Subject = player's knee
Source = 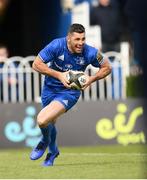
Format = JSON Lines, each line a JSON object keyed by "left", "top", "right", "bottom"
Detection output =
{"left": 37, "top": 115, "right": 48, "bottom": 128}
{"left": 37, "top": 120, "right": 47, "bottom": 128}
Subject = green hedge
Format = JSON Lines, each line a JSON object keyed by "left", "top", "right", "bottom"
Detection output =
{"left": 126, "top": 75, "right": 144, "bottom": 97}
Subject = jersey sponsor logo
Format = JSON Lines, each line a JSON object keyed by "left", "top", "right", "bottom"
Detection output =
{"left": 54, "top": 61, "right": 63, "bottom": 71}
{"left": 62, "top": 100, "right": 68, "bottom": 106}
{"left": 54, "top": 62, "right": 72, "bottom": 71}
{"left": 76, "top": 57, "right": 85, "bottom": 65}
{"left": 97, "top": 52, "right": 103, "bottom": 62}
{"left": 58, "top": 54, "right": 64, "bottom": 61}
{"left": 65, "top": 64, "right": 73, "bottom": 69}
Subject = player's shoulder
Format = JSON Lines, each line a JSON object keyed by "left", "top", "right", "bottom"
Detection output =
{"left": 83, "top": 43, "right": 98, "bottom": 57}
{"left": 46, "top": 37, "right": 66, "bottom": 50}
{"left": 53, "top": 37, "right": 66, "bottom": 45}
{"left": 52, "top": 37, "right": 66, "bottom": 44}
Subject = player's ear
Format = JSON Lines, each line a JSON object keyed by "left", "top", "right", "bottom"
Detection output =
{"left": 67, "top": 34, "right": 70, "bottom": 42}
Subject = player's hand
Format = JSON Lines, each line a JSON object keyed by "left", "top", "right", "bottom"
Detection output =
{"left": 81, "top": 75, "right": 91, "bottom": 90}
{"left": 58, "top": 71, "right": 71, "bottom": 88}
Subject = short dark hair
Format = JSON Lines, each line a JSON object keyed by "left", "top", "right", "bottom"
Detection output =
{"left": 68, "top": 23, "right": 85, "bottom": 34}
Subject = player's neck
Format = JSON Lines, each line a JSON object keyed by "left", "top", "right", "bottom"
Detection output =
{"left": 67, "top": 42, "right": 74, "bottom": 54}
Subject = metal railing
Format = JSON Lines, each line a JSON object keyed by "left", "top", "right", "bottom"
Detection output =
{"left": 0, "top": 44, "right": 129, "bottom": 103}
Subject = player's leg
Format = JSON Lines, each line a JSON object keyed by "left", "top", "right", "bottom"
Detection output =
{"left": 43, "top": 91, "right": 81, "bottom": 166}
{"left": 43, "top": 123, "right": 59, "bottom": 167}
{"left": 48, "top": 122, "right": 57, "bottom": 154}
{"left": 37, "top": 100, "right": 65, "bottom": 166}
{"left": 30, "top": 100, "right": 66, "bottom": 161}
{"left": 37, "top": 100, "right": 66, "bottom": 128}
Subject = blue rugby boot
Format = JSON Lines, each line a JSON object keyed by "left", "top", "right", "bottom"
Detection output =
{"left": 42, "top": 150, "right": 60, "bottom": 166}
{"left": 30, "top": 141, "right": 48, "bottom": 160}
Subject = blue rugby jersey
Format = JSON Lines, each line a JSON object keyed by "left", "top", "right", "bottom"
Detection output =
{"left": 38, "top": 37, "right": 104, "bottom": 88}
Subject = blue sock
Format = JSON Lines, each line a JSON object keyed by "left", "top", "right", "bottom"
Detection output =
{"left": 40, "top": 127, "right": 49, "bottom": 144}
{"left": 48, "top": 124, "right": 58, "bottom": 154}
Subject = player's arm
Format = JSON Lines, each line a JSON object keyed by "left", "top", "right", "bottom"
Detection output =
{"left": 89, "top": 57, "right": 112, "bottom": 83}
{"left": 32, "top": 56, "right": 71, "bottom": 88}
{"left": 83, "top": 57, "right": 111, "bottom": 90}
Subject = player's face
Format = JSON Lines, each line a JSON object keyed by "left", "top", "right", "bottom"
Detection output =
{"left": 67, "top": 32, "right": 85, "bottom": 54}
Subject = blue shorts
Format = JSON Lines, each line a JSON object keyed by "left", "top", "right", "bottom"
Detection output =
{"left": 41, "top": 85, "right": 81, "bottom": 111}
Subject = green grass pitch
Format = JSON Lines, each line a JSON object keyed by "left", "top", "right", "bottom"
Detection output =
{"left": 0, "top": 145, "right": 147, "bottom": 179}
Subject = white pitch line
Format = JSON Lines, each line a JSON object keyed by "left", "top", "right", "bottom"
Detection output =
{"left": 61, "top": 153, "right": 147, "bottom": 156}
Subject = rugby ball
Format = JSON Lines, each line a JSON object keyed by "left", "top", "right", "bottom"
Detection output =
{"left": 66, "top": 70, "right": 87, "bottom": 90}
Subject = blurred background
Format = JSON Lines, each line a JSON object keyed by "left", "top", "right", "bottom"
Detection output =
{"left": 0, "top": 0, "right": 147, "bottom": 150}
{"left": 1, "top": 0, "right": 147, "bottom": 178}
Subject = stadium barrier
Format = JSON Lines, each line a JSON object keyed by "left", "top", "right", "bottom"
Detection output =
{"left": 0, "top": 100, "right": 146, "bottom": 148}
{"left": 0, "top": 44, "right": 129, "bottom": 104}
